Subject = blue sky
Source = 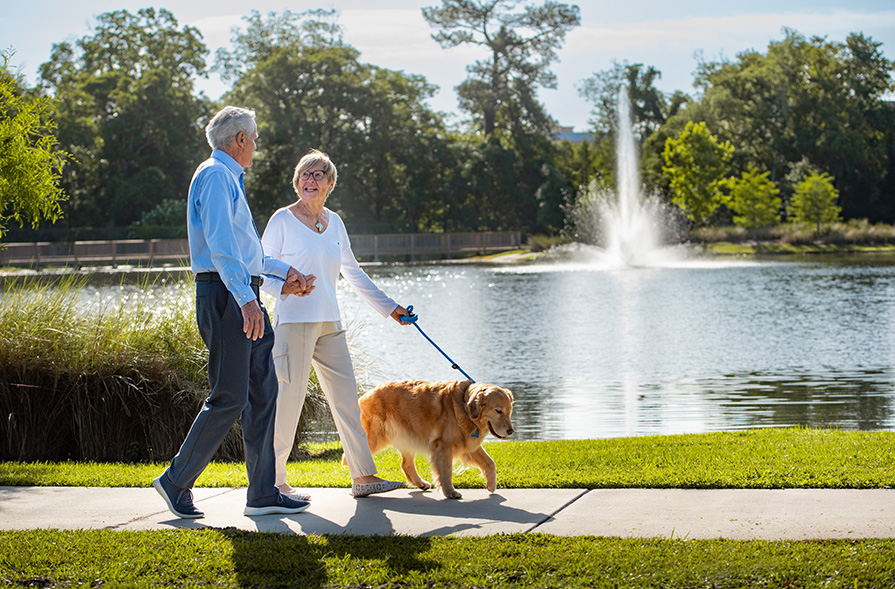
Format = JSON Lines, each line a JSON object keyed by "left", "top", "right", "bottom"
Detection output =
{"left": 3, "top": 1, "right": 893, "bottom": 130}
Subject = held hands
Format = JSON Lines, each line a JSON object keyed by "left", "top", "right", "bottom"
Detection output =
{"left": 282, "top": 267, "right": 316, "bottom": 297}
{"left": 241, "top": 268, "right": 315, "bottom": 340}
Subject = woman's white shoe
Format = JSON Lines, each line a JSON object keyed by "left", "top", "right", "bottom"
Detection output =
{"left": 350, "top": 480, "right": 406, "bottom": 497}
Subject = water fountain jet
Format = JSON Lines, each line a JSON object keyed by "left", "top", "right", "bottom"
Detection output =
{"left": 566, "top": 86, "right": 679, "bottom": 268}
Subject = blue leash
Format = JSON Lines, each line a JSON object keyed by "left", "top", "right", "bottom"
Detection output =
{"left": 399, "top": 305, "right": 475, "bottom": 382}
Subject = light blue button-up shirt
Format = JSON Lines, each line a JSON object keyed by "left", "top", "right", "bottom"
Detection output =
{"left": 187, "top": 149, "right": 290, "bottom": 307}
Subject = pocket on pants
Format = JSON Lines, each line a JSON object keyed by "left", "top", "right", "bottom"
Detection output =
{"left": 272, "top": 341, "right": 290, "bottom": 383}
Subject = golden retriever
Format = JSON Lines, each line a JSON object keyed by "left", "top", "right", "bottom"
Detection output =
{"left": 350, "top": 379, "right": 514, "bottom": 499}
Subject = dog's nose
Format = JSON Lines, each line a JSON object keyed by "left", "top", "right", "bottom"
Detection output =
{"left": 506, "top": 428, "right": 514, "bottom": 436}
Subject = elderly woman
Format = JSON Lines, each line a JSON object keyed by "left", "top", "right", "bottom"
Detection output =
{"left": 260, "top": 149, "right": 410, "bottom": 498}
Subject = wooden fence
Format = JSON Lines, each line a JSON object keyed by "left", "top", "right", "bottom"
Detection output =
{"left": 0, "top": 231, "right": 523, "bottom": 269}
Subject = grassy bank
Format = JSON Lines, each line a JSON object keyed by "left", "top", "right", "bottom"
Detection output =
{"left": 704, "top": 241, "right": 895, "bottom": 256}
{"left": 691, "top": 220, "right": 895, "bottom": 257}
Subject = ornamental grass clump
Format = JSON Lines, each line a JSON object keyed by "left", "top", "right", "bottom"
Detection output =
{"left": 0, "top": 274, "right": 333, "bottom": 463}
{"left": 0, "top": 275, "right": 212, "bottom": 462}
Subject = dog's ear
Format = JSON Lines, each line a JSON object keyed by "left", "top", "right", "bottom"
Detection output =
{"left": 465, "top": 384, "right": 481, "bottom": 419}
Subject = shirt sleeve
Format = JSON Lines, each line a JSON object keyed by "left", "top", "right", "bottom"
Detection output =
{"left": 260, "top": 211, "right": 288, "bottom": 298}
{"left": 338, "top": 223, "right": 398, "bottom": 318}
{"left": 197, "top": 169, "right": 255, "bottom": 306}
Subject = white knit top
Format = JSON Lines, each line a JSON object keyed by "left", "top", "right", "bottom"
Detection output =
{"left": 260, "top": 206, "right": 397, "bottom": 325}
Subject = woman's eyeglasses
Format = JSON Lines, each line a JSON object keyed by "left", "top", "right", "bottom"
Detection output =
{"left": 300, "top": 169, "right": 327, "bottom": 181}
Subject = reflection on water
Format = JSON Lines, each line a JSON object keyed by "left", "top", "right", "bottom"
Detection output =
{"left": 337, "top": 255, "right": 895, "bottom": 440}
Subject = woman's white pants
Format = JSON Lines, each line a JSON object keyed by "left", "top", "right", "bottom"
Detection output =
{"left": 271, "top": 321, "right": 376, "bottom": 485}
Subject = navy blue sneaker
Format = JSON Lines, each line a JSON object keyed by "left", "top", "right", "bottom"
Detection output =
{"left": 153, "top": 474, "right": 204, "bottom": 519}
{"left": 244, "top": 491, "right": 310, "bottom": 516}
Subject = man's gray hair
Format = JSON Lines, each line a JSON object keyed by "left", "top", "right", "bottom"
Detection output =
{"left": 205, "top": 106, "right": 256, "bottom": 150}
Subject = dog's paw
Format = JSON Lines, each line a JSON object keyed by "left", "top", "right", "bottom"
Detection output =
{"left": 417, "top": 480, "right": 432, "bottom": 491}
{"left": 443, "top": 489, "right": 462, "bottom": 499}
{"left": 486, "top": 481, "right": 496, "bottom": 493}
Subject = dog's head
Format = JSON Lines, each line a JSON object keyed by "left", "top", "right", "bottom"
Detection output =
{"left": 465, "top": 382, "right": 514, "bottom": 439}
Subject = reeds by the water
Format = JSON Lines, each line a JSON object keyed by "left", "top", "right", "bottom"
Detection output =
{"left": 0, "top": 275, "right": 327, "bottom": 463}
{"left": 693, "top": 219, "right": 895, "bottom": 245}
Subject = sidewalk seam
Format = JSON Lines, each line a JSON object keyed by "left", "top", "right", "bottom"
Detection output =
{"left": 103, "top": 487, "right": 241, "bottom": 531}
{"left": 524, "top": 489, "right": 589, "bottom": 534}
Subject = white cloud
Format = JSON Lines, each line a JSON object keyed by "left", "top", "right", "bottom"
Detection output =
{"left": 567, "top": 9, "right": 895, "bottom": 55}
{"left": 186, "top": 14, "right": 244, "bottom": 47}
{"left": 340, "top": 8, "right": 483, "bottom": 70}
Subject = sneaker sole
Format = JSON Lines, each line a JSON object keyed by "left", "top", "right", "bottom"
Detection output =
{"left": 152, "top": 477, "right": 204, "bottom": 519}
{"left": 244, "top": 503, "right": 310, "bottom": 516}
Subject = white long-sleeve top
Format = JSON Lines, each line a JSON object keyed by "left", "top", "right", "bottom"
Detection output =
{"left": 260, "top": 206, "right": 398, "bottom": 325}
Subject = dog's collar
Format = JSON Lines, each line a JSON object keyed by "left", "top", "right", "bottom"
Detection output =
{"left": 471, "top": 429, "right": 480, "bottom": 438}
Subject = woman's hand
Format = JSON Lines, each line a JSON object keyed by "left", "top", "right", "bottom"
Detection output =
{"left": 390, "top": 305, "right": 414, "bottom": 325}
{"left": 282, "top": 267, "right": 316, "bottom": 297}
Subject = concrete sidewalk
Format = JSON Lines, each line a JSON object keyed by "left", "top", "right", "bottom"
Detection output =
{"left": 1, "top": 486, "right": 894, "bottom": 540}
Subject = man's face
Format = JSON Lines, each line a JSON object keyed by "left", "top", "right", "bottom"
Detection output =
{"left": 230, "top": 124, "right": 258, "bottom": 169}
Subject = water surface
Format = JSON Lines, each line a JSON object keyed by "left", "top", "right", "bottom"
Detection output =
{"left": 336, "top": 254, "right": 895, "bottom": 440}
{"left": 10, "top": 254, "right": 893, "bottom": 441}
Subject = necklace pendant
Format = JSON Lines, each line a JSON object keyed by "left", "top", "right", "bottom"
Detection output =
{"left": 315, "top": 220, "right": 324, "bottom": 233}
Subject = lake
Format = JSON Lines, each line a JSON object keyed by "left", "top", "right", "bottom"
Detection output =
{"left": 10, "top": 251, "right": 895, "bottom": 442}
{"left": 334, "top": 252, "right": 895, "bottom": 440}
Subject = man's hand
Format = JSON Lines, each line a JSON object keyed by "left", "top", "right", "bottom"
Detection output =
{"left": 282, "top": 267, "right": 316, "bottom": 297}
{"left": 241, "top": 299, "right": 265, "bottom": 340}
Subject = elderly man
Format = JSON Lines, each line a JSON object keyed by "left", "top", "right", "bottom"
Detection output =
{"left": 153, "top": 106, "right": 315, "bottom": 518}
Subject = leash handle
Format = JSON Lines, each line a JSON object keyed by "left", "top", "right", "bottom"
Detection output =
{"left": 399, "top": 304, "right": 418, "bottom": 324}
{"left": 400, "top": 304, "right": 475, "bottom": 382}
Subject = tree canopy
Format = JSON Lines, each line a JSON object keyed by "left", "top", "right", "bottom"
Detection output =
{"left": 4, "top": 11, "right": 893, "bottom": 241}
{"left": 217, "top": 10, "right": 455, "bottom": 232}
{"left": 423, "top": 0, "right": 580, "bottom": 137}
{"left": 38, "top": 8, "right": 210, "bottom": 229}
{"left": 685, "top": 29, "right": 894, "bottom": 220}
{"left": 578, "top": 60, "right": 683, "bottom": 138}
{"left": 789, "top": 171, "right": 842, "bottom": 238}
{"left": 727, "top": 166, "right": 782, "bottom": 239}
{"left": 662, "top": 121, "right": 734, "bottom": 226}
{"left": 0, "top": 51, "right": 68, "bottom": 239}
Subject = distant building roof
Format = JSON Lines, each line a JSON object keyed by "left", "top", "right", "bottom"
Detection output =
{"left": 551, "top": 126, "right": 595, "bottom": 144}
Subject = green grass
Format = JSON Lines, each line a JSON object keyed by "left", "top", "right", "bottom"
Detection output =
{"left": 705, "top": 241, "right": 895, "bottom": 256}
{"left": 2, "top": 529, "right": 893, "bottom": 588}
{"left": 2, "top": 429, "right": 894, "bottom": 587}
{"left": 3, "top": 428, "right": 894, "bottom": 489}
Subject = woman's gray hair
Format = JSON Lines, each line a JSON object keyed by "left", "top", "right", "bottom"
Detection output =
{"left": 293, "top": 149, "right": 338, "bottom": 195}
{"left": 205, "top": 106, "right": 256, "bottom": 150}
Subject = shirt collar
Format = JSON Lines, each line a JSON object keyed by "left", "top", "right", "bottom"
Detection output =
{"left": 211, "top": 149, "right": 244, "bottom": 177}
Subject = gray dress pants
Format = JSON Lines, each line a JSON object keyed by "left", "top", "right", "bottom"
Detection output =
{"left": 164, "top": 279, "right": 278, "bottom": 503}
